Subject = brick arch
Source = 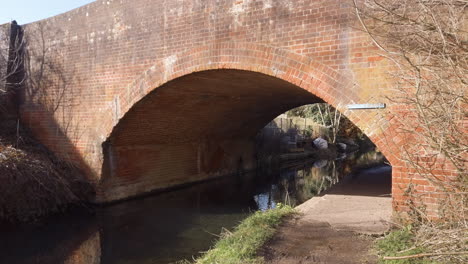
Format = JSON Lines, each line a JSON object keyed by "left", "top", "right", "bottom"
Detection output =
{"left": 99, "top": 43, "right": 351, "bottom": 135}
{"left": 92, "top": 42, "right": 396, "bottom": 202}
{"left": 97, "top": 42, "right": 392, "bottom": 156}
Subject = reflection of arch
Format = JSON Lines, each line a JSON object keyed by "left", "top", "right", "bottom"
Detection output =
{"left": 92, "top": 43, "right": 393, "bottom": 202}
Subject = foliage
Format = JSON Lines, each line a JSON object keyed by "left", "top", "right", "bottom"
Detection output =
{"left": 355, "top": 0, "right": 467, "bottom": 263}
{"left": 190, "top": 205, "right": 295, "bottom": 264}
{"left": 287, "top": 104, "right": 334, "bottom": 127}
{"left": 0, "top": 22, "right": 92, "bottom": 222}
{"left": 355, "top": 0, "right": 467, "bottom": 190}
{"left": 376, "top": 226, "right": 432, "bottom": 264}
{"left": 287, "top": 103, "right": 367, "bottom": 142}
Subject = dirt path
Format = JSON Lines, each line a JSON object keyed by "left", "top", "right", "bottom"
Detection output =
{"left": 259, "top": 216, "right": 378, "bottom": 264}
{"left": 260, "top": 165, "right": 393, "bottom": 264}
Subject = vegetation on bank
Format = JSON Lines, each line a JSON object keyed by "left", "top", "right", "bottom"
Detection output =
{"left": 181, "top": 205, "right": 295, "bottom": 264}
{"left": 376, "top": 224, "right": 467, "bottom": 264}
{"left": 1, "top": 22, "right": 92, "bottom": 222}
{"left": 286, "top": 103, "right": 370, "bottom": 145}
{"left": 376, "top": 226, "right": 433, "bottom": 264}
{"left": 355, "top": 0, "right": 467, "bottom": 263}
{"left": 0, "top": 120, "right": 93, "bottom": 222}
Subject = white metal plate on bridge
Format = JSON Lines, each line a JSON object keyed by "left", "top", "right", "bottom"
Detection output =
{"left": 347, "top": 103, "right": 386, "bottom": 110}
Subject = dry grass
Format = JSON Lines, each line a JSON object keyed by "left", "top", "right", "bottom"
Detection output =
{"left": 0, "top": 120, "right": 93, "bottom": 222}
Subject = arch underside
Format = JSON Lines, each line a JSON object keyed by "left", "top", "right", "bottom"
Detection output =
{"left": 99, "top": 70, "right": 323, "bottom": 202}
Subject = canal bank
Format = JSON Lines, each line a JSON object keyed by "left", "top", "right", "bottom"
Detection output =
{"left": 191, "top": 165, "right": 392, "bottom": 264}
{"left": 0, "top": 150, "right": 390, "bottom": 264}
{"left": 259, "top": 165, "right": 392, "bottom": 264}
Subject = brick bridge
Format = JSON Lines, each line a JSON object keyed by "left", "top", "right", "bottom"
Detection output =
{"left": 1, "top": 0, "right": 454, "bottom": 216}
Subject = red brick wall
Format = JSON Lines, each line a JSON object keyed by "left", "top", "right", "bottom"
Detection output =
{"left": 16, "top": 0, "right": 455, "bottom": 216}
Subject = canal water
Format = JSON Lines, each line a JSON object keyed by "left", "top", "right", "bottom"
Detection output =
{"left": 0, "top": 150, "right": 390, "bottom": 264}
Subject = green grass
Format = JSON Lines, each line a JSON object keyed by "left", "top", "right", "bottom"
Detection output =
{"left": 376, "top": 226, "right": 434, "bottom": 264}
{"left": 187, "top": 204, "right": 295, "bottom": 264}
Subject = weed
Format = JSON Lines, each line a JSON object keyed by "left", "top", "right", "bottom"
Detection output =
{"left": 376, "top": 226, "right": 433, "bottom": 264}
{"left": 192, "top": 204, "right": 295, "bottom": 264}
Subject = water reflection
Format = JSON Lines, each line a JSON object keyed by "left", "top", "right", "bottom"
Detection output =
{"left": 253, "top": 159, "right": 342, "bottom": 210}
{"left": 0, "top": 209, "right": 99, "bottom": 264}
{"left": 0, "top": 150, "right": 389, "bottom": 264}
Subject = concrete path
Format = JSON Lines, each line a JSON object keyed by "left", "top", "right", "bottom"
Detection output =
{"left": 260, "top": 165, "right": 393, "bottom": 263}
{"left": 297, "top": 165, "right": 393, "bottom": 234}
{"left": 297, "top": 194, "right": 392, "bottom": 234}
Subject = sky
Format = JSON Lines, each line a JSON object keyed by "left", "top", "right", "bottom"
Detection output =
{"left": 0, "top": 0, "right": 96, "bottom": 25}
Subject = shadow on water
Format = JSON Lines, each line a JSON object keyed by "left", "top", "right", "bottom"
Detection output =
{"left": 0, "top": 150, "right": 391, "bottom": 264}
{"left": 0, "top": 209, "right": 99, "bottom": 264}
{"left": 98, "top": 175, "right": 259, "bottom": 264}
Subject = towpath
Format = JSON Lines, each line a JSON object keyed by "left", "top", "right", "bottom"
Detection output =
{"left": 260, "top": 166, "right": 393, "bottom": 264}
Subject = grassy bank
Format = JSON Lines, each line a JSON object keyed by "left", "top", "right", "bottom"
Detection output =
{"left": 185, "top": 205, "right": 295, "bottom": 264}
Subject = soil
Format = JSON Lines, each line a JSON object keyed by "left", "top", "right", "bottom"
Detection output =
{"left": 259, "top": 216, "right": 378, "bottom": 264}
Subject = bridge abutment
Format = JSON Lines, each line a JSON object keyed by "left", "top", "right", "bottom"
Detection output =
{"left": 98, "top": 138, "right": 257, "bottom": 202}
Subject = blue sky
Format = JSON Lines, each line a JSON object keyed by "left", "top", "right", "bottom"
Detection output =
{"left": 0, "top": 0, "right": 96, "bottom": 25}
